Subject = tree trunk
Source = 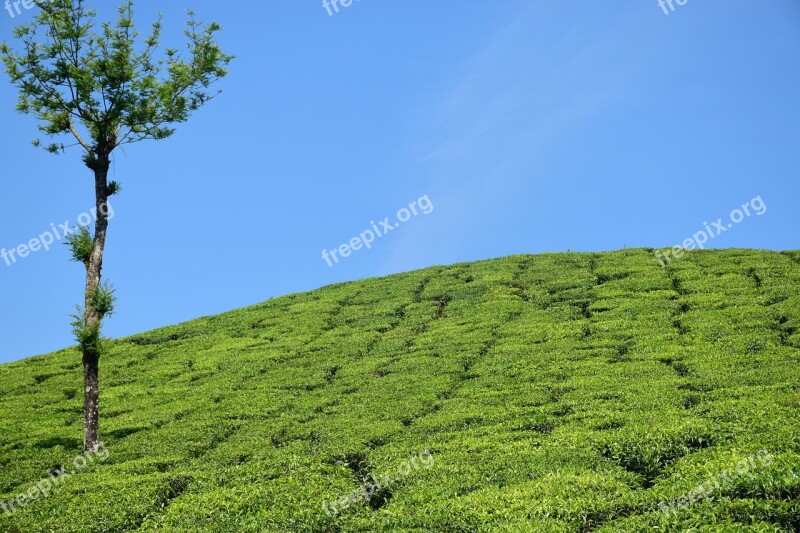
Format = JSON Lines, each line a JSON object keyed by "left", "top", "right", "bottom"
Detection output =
{"left": 82, "top": 155, "right": 110, "bottom": 453}
{"left": 82, "top": 351, "right": 100, "bottom": 452}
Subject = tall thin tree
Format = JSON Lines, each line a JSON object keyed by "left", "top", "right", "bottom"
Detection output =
{"left": 1, "top": 0, "right": 232, "bottom": 452}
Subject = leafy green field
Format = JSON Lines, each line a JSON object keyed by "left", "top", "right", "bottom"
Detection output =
{"left": 1, "top": 249, "right": 799, "bottom": 532}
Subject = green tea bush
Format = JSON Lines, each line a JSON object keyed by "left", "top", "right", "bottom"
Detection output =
{"left": 0, "top": 249, "right": 798, "bottom": 531}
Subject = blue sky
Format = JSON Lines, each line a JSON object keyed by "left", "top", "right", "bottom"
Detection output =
{"left": 0, "top": 0, "right": 798, "bottom": 363}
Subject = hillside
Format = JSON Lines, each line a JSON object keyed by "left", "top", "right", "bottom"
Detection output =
{"left": 1, "top": 249, "right": 799, "bottom": 532}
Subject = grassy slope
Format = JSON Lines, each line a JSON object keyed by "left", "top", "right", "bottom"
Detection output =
{"left": 1, "top": 249, "right": 799, "bottom": 532}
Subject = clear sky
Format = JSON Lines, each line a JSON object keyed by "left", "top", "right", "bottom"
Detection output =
{"left": 0, "top": 0, "right": 798, "bottom": 363}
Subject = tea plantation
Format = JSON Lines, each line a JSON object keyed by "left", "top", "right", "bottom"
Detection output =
{"left": 1, "top": 249, "right": 798, "bottom": 532}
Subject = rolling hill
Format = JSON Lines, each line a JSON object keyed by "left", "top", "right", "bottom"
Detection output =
{"left": 1, "top": 249, "right": 799, "bottom": 532}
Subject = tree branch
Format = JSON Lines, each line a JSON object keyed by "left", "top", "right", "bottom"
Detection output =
{"left": 69, "top": 122, "right": 92, "bottom": 152}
